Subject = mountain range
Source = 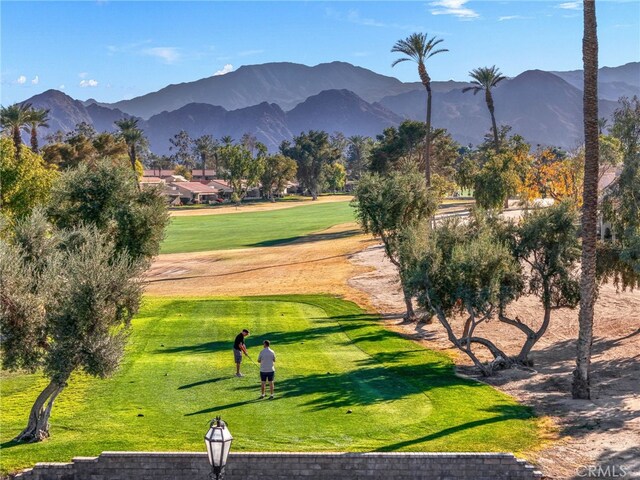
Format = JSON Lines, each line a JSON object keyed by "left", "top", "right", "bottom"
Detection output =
{"left": 18, "top": 61, "right": 639, "bottom": 152}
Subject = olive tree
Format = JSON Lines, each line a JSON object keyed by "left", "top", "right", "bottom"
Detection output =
{"left": 0, "top": 161, "right": 168, "bottom": 442}
{"left": 403, "top": 203, "right": 581, "bottom": 375}
{"left": 352, "top": 166, "right": 439, "bottom": 321}
{"left": 0, "top": 213, "right": 143, "bottom": 442}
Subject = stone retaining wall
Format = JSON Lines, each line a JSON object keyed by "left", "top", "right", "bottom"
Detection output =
{"left": 14, "top": 451, "right": 542, "bottom": 480}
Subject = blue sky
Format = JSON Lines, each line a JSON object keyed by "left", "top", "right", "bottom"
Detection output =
{"left": 1, "top": 1, "right": 639, "bottom": 104}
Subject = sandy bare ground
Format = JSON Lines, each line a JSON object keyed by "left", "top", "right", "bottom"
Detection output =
{"left": 169, "top": 195, "right": 353, "bottom": 217}
{"left": 348, "top": 244, "right": 640, "bottom": 480}
{"left": 147, "top": 222, "right": 376, "bottom": 301}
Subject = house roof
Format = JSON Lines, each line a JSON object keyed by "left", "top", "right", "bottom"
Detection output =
{"left": 172, "top": 182, "right": 219, "bottom": 194}
{"left": 598, "top": 169, "right": 619, "bottom": 193}
{"left": 208, "top": 180, "right": 234, "bottom": 192}
{"left": 140, "top": 177, "right": 164, "bottom": 184}
{"left": 143, "top": 169, "right": 175, "bottom": 177}
{"left": 191, "top": 169, "right": 218, "bottom": 176}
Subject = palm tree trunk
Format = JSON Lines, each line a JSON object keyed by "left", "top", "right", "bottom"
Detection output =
{"left": 130, "top": 145, "right": 140, "bottom": 190}
{"left": 425, "top": 84, "right": 432, "bottom": 187}
{"left": 201, "top": 152, "right": 206, "bottom": 181}
{"left": 13, "top": 126, "right": 22, "bottom": 160}
{"left": 30, "top": 126, "right": 39, "bottom": 153}
{"left": 486, "top": 90, "right": 500, "bottom": 152}
{"left": 573, "top": 0, "right": 599, "bottom": 400}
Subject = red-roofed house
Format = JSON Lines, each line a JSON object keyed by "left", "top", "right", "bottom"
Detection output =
{"left": 173, "top": 182, "right": 220, "bottom": 204}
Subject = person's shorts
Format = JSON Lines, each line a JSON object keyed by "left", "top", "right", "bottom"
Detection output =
{"left": 233, "top": 349, "right": 242, "bottom": 363}
{"left": 260, "top": 371, "right": 275, "bottom": 382}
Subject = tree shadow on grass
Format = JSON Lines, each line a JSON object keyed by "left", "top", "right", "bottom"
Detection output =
{"left": 185, "top": 397, "right": 263, "bottom": 416}
{"left": 0, "top": 439, "right": 23, "bottom": 451}
{"left": 375, "top": 405, "right": 535, "bottom": 451}
{"left": 248, "top": 229, "right": 360, "bottom": 248}
{"left": 158, "top": 312, "right": 388, "bottom": 354}
{"left": 178, "top": 377, "right": 230, "bottom": 390}
{"left": 184, "top": 362, "right": 483, "bottom": 417}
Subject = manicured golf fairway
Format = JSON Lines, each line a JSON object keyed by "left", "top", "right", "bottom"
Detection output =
{"left": 161, "top": 201, "right": 355, "bottom": 254}
{"left": 0, "top": 296, "right": 539, "bottom": 474}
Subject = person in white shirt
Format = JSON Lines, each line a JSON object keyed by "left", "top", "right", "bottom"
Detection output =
{"left": 257, "top": 340, "right": 276, "bottom": 399}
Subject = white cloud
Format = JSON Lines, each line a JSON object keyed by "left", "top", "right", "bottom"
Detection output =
{"left": 557, "top": 2, "right": 581, "bottom": 10}
{"left": 31, "top": 75, "right": 39, "bottom": 85}
{"left": 346, "top": 10, "right": 386, "bottom": 27}
{"left": 59, "top": 84, "right": 65, "bottom": 90}
{"left": 79, "top": 72, "right": 89, "bottom": 79}
{"left": 142, "top": 47, "right": 181, "bottom": 64}
{"left": 80, "top": 79, "right": 99, "bottom": 87}
{"left": 325, "top": 7, "right": 425, "bottom": 31}
{"left": 498, "top": 15, "right": 529, "bottom": 21}
{"left": 214, "top": 64, "right": 234, "bottom": 76}
{"left": 16, "top": 75, "right": 27, "bottom": 84}
{"left": 429, "top": 0, "right": 479, "bottom": 19}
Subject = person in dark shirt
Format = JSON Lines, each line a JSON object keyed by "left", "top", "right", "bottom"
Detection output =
{"left": 233, "top": 329, "right": 250, "bottom": 377}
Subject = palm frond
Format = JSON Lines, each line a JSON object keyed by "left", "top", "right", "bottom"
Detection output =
{"left": 391, "top": 57, "right": 411, "bottom": 67}
{"left": 426, "top": 48, "right": 449, "bottom": 59}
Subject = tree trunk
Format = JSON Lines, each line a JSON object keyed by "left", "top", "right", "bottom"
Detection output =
{"left": 425, "top": 84, "right": 433, "bottom": 188}
{"left": 30, "top": 126, "right": 39, "bottom": 153}
{"left": 486, "top": 90, "right": 500, "bottom": 152}
{"left": 419, "top": 62, "right": 432, "bottom": 187}
{"left": 13, "top": 126, "right": 22, "bottom": 161}
{"left": 573, "top": 0, "right": 599, "bottom": 400}
{"left": 130, "top": 145, "right": 140, "bottom": 191}
{"left": 516, "top": 307, "right": 551, "bottom": 364}
{"left": 201, "top": 153, "right": 206, "bottom": 180}
{"left": 15, "top": 378, "right": 67, "bottom": 443}
{"left": 402, "top": 283, "right": 417, "bottom": 322}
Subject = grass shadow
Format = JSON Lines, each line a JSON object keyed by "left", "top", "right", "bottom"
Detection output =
{"left": 376, "top": 405, "right": 535, "bottom": 451}
{"left": 248, "top": 228, "right": 359, "bottom": 248}
{"left": 178, "top": 377, "right": 229, "bottom": 390}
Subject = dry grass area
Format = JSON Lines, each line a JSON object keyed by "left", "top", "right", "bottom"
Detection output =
{"left": 169, "top": 195, "right": 353, "bottom": 217}
{"left": 147, "top": 222, "right": 376, "bottom": 300}
{"left": 349, "top": 244, "right": 640, "bottom": 480}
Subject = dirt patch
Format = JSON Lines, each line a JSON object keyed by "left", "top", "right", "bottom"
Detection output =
{"left": 169, "top": 195, "right": 353, "bottom": 217}
{"left": 146, "top": 223, "right": 376, "bottom": 302}
{"left": 348, "top": 244, "right": 640, "bottom": 479}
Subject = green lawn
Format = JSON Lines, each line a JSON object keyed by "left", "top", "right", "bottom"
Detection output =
{"left": 161, "top": 201, "right": 355, "bottom": 254}
{"left": 0, "top": 296, "right": 539, "bottom": 474}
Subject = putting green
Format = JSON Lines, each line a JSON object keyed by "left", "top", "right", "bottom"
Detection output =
{"left": 0, "top": 296, "right": 539, "bottom": 474}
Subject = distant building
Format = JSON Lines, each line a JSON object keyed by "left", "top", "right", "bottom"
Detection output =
{"left": 173, "top": 182, "right": 220, "bottom": 204}
{"left": 597, "top": 168, "right": 620, "bottom": 242}
{"left": 191, "top": 169, "right": 217, "bottom": 182}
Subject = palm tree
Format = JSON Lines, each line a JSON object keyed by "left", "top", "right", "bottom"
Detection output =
{"left": 1, "top": 102, "right": 33, "bottom": 160}
{"left": 193, "top": 135, "right": 219, "bottom": 180}
{"left": 27, "top": 108, "right": 50, "bottom": 153}
{"left": 573, "top": 0, "right": 599, "bottom": 400}
{"left": 115, "top": 117, "right": 145, "bottom": 188}
{"left": 463, "top": 66, "right": 506, "bottom": 152}
{"left": 391, "top": 33, "right": 447, "bottom": 187}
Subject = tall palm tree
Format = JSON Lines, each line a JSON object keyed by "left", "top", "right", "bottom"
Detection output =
{"left": 27, "top": 108, "right": 50, "bottom": 153}
{"left": 115, "top": 117, "right": 145, "bottom": 188}
{"left": 1, "top": 102, "right": 33, "bottom": 160}
{"left": 391, "top": 33, "right": 447, "bottom": 187}
{"left": 193, "top": 135, "right": 219, "bottom": 180}
{"left": 463, "top": 66, "right": 506, "bottom": 152}
{"left": 573, "top": 0, "right": 599, "bottom": 400}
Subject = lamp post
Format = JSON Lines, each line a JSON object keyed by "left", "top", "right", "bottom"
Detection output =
{"left": 204, "top": 416, "right": 233, "bottom": 480}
